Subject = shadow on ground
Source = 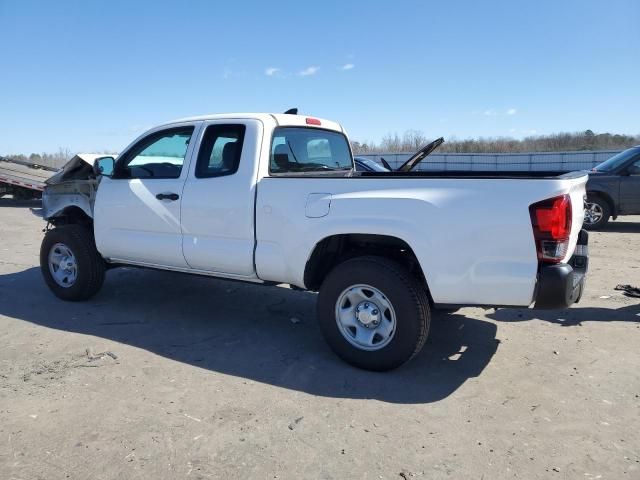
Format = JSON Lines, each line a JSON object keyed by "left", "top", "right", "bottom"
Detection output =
{"left": 488, "top": 302, "right": 640, "bottom": 326}
{"left": 0, "top": 266, "right": 499, "bottom": 404}
{"left": 598, "top": 220, "right": 640, "bottom": 233}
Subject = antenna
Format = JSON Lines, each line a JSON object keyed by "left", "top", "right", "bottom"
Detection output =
{"left": 284, "top": 108, "right": 298, "bottom": 115}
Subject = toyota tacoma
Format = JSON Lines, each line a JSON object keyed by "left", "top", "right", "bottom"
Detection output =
{"left": 40, "top": 112, "right": 589, "bottom": 370}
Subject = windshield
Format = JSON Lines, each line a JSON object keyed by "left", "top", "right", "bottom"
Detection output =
{"left": 270, "top": 127, "right": 353, "bottom": 173}
{"left": 594, "top": 147, "right": 640, "bottom": 172}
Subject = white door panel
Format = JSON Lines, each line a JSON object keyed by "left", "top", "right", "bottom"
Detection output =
{"left": 181, "top": 120, "right": 261, "bottom": 275}
{"left": 94, "top": 122, "right": 201, "bottom": 267}
{"left": 95, "top": 178, "right": 187, "bottom": 266}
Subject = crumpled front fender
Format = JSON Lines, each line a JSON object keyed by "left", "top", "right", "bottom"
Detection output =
{"left": 42, "top": 181, "right": 96, "bottom": 221}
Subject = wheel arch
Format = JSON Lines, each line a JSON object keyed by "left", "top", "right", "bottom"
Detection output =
{"left": 46, "top": 205, "right": 94, "bottom": 228}
{"left": 587, "top": 189, "right": 616, "bottom": 218}
{"left": 303, "top": 233, "right": 432, "bottom": 298}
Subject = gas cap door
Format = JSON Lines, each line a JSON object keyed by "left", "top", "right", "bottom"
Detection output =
{"left": 305, "top": 193, "right": 332, "bottom": 218}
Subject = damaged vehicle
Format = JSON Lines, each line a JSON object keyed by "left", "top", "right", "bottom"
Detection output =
{"left": 42, "top": 153, "right": 113, "bottom": 223}
{"left": 41, "top": 112, "right": 589, "bottom": 371}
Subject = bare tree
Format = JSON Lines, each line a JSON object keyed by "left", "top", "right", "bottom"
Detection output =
{"left": 352, "top": 130, "right": 640, "bottom": 154}
{"left": 402, "top": 130, "right": 427, "bottom": 151}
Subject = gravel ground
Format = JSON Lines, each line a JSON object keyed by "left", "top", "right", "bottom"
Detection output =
{"left": 0, "top": 198, "right": 638, "bottom": 480}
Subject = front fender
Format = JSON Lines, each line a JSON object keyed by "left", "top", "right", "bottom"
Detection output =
{"left": 42, "top": 185, "right": 95, "bottom": 221}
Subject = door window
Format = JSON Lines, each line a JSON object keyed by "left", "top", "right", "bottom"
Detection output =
{"left": 195, "top": 124, "right": 246, "bottom": 178}
{"left": 627, "top": 159, "right": 640, "bottom": 175}
{"left": 116, "top": 127, "right": 194, "bottom": 179}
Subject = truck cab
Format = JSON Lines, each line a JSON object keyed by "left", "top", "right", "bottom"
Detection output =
{"left": 88, "top": 114, "right": 350, "bottom": 278}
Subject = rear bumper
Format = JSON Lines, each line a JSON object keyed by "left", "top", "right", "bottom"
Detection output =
{"left": 533, "top": 230, "right": 589, "bottom": 309}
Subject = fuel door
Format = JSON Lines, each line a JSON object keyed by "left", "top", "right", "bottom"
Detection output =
{"left": 305, "top": 193, "right": 332, "bottom": 218}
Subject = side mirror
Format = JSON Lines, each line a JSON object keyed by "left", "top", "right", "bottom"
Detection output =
{"left": 93, "top": 156, "right": 115, "bottom": 177}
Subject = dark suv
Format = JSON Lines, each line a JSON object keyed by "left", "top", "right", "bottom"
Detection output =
{"left": 584, "top": 146, "right": 640, "bottom": 229}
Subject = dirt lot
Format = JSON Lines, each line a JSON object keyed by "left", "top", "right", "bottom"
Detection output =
{"left": 0, "top": 198, "right": 638, "bottom": 480}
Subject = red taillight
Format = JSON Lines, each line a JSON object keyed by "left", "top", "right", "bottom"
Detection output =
{"left": 305, "top": 117, "right": 321, "bottom": 125}
{"left": 529, "top": 194, "right": 572, "bottom": 263}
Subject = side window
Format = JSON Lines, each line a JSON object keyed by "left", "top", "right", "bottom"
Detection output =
{"left": 116, "top": 127, "right": 194, "bottom": 179}
{"left": 195, "top": 124, "right": 245, "bottom": 178}
{"left": 627, "top": 159, "right": 640, "bottom": 175}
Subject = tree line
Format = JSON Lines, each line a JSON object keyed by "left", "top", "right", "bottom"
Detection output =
{"left": 352, "top": 130, "right": 640, "bottom": 154}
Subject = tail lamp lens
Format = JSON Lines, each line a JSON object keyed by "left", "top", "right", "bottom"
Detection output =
{"left": 529, "top": 195, "right": 572, "bottom": 263}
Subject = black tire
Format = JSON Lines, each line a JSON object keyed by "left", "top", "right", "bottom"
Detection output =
{"left": 40, "top": 225, "right": 105, "bottom": 301}
{"left": 317, "top": 255, "right": 430, "bottom": 371}
{"left": 583, "top": 194, "right": 610, "bottom": 230}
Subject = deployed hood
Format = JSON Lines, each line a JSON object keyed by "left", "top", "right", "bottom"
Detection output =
{"left": 46, "top": 153, "right": 116, "bottom": 185}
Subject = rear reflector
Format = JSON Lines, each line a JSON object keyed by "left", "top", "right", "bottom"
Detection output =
{"left": 529, "top": 194, "right": 572, "bottom": 263}
{"left": 305, "top": 117, "right": 321, "bottom": 125}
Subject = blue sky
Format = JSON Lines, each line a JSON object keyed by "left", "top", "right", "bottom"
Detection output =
{"left": 1, "top": 0, "right": 638, "bottom": 154}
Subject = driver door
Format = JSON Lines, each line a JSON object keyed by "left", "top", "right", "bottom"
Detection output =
{"left": 619, "top": 158, "right": 640, "bottom": 214}
{"left": 94, "top": 122, "right": 201, "bottom": 267}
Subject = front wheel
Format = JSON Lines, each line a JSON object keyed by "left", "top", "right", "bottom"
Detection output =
{"left": 40, "top": 225, "right": 106, "bottom": 301}
{"left": 317, "top": 256, "right": 430, "bottom": 371}
{"left": 583, "top": 195, "right": 610, "bottom": 230}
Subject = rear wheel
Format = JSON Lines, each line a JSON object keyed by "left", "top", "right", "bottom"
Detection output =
{"left": 40, "top": 225, "right": 105, "bottom": 301}
{"left": 317, "top": 256, "right": 430, "bottom": 371}
{"left": 583, "top": 195, "right": 610, "bottom": 230}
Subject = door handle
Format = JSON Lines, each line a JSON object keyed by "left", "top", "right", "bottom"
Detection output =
{"left": 156, "top": 192, "right": 179, "bottom": 201}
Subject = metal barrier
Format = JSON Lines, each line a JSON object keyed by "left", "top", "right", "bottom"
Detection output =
{"left": 356, "top": 150, "right": 622, "bottom": 172}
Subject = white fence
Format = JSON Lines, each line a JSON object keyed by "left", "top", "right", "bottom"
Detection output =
{"left": 356, "top": 150, "right": 622, "bottom": 172}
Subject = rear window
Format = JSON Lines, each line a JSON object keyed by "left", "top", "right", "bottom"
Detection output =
{"left": 270, "top": 127, "right": 353, "bottom": 174}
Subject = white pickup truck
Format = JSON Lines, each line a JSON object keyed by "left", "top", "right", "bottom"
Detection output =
{"left": 40, "top": 112, "right": 589, "bottom": 370}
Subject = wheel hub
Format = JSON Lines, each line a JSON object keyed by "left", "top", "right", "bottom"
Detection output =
{"left": 48, "top": 242, "right": 78, "bottom": 288}
{"left": 335, "top": 284, "right": 397, "bottom": 351}
{"left": 355, "top": 301, "right": 380, "bottom": 328}
{"left": 584, "top": 202, "right": 603, "bottom": 224}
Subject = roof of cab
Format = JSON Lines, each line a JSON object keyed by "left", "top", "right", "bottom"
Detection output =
{"left": 163, "top": 113, "right": 344, "bottom": 133}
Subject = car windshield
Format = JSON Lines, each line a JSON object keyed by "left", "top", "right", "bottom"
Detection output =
{"left": 594, "top": 147, "right": 640, "bottom": 172}
{"left": 270, "top": 127, "right": 353, "bottom": 173}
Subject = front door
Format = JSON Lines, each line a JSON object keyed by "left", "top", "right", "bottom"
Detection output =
{"left": 94, "top": 123, "right": 200, "bottom": 267}
{"left": 619, "top": 158, "right": 640, "bottom": 214}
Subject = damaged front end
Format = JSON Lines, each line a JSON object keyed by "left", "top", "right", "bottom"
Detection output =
{"left": 42, "top": 154, "right": 112, "bottom": 223}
